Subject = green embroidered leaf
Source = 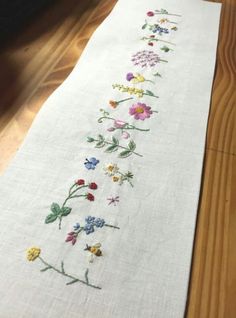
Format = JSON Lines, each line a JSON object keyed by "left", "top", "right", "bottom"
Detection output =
{"left": 45, "top": 213, "right": 58, "bottom": 224}
{"left": 142, "top": 23, "right": 147, "bottom": 29}
{"left": 119, "top": 150, "right": 132, "bottom": 158}
{"left": 146, "top": 90, "right": 154, "bottom": 96}
{"left": 61, "top": 206, "right": 72, "bottom": 217}
{"left": 112, "top": 136, "right": 119, "bottom": 145}
{"left": 98, "top": 134, "right": 105, "bottom": 142}
{"left": 51, "top": 203, "right": 61, "bottom": 215}
{"left": 153, "top": 72, "right": 162, "bottom": 77}
{"left": 95, "top": 140, "right": 105, "bottom": 148}
{"left": 128, "top": 140, "right": 136, "bottom": 151}
{"left": 87, "top": 137, "right": 95, "bottom": 143}
{"left": 105, "top": 145, "right": 119, "bottom": 153}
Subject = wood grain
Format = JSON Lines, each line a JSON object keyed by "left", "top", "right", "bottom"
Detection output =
{"left": 0, "top": 0, "right": 235, "bottom": 317}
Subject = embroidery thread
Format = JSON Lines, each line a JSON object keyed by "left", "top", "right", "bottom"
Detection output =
{"left": 26, "top": 247, "right": 101, "bottom": 289}
{"left": 45, "top": 180, "right": 98, "bottom": 229}
{"left": 65, "top": 217, "right": 120, "bottom": 245}
{"left": 112, "top": 84, "right": 159, "bottom": 99}
{"left": 87, "top": 135, "right": 143, "bottom": 158}
{"left": 104, "top": 163, "right": 134, "bottom": 187}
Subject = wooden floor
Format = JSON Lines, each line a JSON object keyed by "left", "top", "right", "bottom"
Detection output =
{"left": 0, "top": 0, "right": 235, "bottom": 317}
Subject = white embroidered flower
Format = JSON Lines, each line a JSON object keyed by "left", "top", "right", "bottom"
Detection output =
{"left": 104, "top": 163, "right": 119, "bottom": 176}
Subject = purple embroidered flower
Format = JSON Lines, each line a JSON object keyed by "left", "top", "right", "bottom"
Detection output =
{"left": 129, "top": 103, "right": 153, "bottom": 121}
{"left": 126, "top": 72, "right": 135, "bottom": 81}
{"left": 65, "top": 232, "right": 77, "bottom": 245}
{"left": 131, "top": 51, "right": 161, "bottom": 68}
{"left": 84, "top": 223, "right": 95, "bottom": 235}
{"left": 94, "top": 218, "right": 105, "bottom": 228}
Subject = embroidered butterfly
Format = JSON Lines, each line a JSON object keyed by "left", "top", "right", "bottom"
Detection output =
{"left": 84, "top": 157, "right": 100, "bottom": 170}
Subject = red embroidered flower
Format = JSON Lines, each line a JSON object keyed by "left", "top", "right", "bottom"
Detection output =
{"left": 148, "top": 42, "right": 154, "bottom": 46}
{"left": 89, "top": 182, "right": 98, "bottom": 190}
{"left": 86, "top": 193, "right": 95, "bottom": 201}
{"left": 147, "top": 11, "right": 154, "bottom": 17}
{"left": 76, "top": 179, "right": 85, "bottom": 185}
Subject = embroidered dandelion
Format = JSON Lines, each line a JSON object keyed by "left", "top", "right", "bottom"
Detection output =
{"left": 26, "top": 247, "right": 101, "bottom": 289}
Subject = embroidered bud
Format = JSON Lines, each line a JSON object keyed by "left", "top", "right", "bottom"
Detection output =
{"left": 89, "top": 182, "right": 98, "bottom": 190}
{"left": 122, "top": 131, "right": 130, "bottom": 139}
{"left": 114, "top": 119, "right": 126, "bottom": 128}
{"left": 76, "top": 179, "right": 85, "bottom": 185}
{"left": 107, "top": 127, "right": 115, "bottom": 132}
{"left": 147, "top": 11, "right": 155, "bottom": 16}
{"left": 86, "top": 193, "right": 95, "bottom": 201}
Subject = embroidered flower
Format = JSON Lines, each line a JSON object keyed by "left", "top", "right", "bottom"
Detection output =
{"left": 147, "top": 11, "right": 155, "bottom": 16}
{"left": 26, "top": 247, "right": 41, "bottom": 261}
{"left": 84, "top": 157, "right": 100, "bottom": 170}
{"left": 107, "top": 196, "right": 120, "bottom": 206}
{"left": 85, "top": 216, "right": 96, "bottom": 224}
{"left": 109, "top": 97, "right": 133, "bottom": 108}
{"left": 73, "top": 223, "right": 81, "bottom": 230}
{"left": 76, "top": 179, "right": 85, "bottom": 185}
{"left": 114, "top": 119, "right": 126, "bottom": 128}
{"left": 126, "top": 72, "right": 154, "bottom": 84}
{"left": 104, "top": 163, "right": 119, "bottom": 176}
{"left": 84, "top": 223, "right": 95, "bottom": 235}
{"left": 112, "top": 175, "right": 121, "bottom": 183}
{"left": 89, "top": 182, "right": 98, "bottom": 190}
{"left": 112, "top": 84, "right": 144, "bottom": 98}
{"left": 126, "top": 72, "right": 135, "bottom": 81}
{"left": 131, "top": 50, "right": 161, "bottom": 68}
{"left": 65, "top": 232, "right": 77, "bottom": 245}
{"left": 129, "top": 103, "right": 153, "bottom": 121}
{"left": 94, "top": 218, "right": 105, "bottom": 228}
{"left": 86, "top": 193, "right": 95, "bottom": 201}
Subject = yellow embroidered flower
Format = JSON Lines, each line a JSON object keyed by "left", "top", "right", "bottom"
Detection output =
{"left": 133, "top": 74, "right": 145, "bottom": 83}
{"left": 112, "top": 175, "right": 120, "bottom": 183}
{"left": 26, "top": 247, "right": 41, "bottom": 261}
{"left": 112, "top": 84, "right": 144, "bottom": 97}
{"left": 104, "top": 163, "right": 119, "bottom": 176}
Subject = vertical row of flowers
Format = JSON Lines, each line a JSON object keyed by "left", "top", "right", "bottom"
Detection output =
{"left": 26, "top": 7, "right": 181, "bottom": 290}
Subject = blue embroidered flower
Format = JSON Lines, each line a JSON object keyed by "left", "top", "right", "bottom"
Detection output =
{"left": 84, "top": 223, "right": 95, "bottom": 235}
{"left": 73, "top": 223, "right": 80, "bottom": 231}
{"left": 94, "top": 218, "right": 105, "bottom": 228}
{"left": 85, "top": 216, "right": 96, "bottom": 224}
{"left": 152, "top": 25, "right": 169, "bottom": 35}
{"left": 84, "top": 157, "right": 100, "bottom": 170}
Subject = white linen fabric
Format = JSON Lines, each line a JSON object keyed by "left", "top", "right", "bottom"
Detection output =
{"left": 0, "top": 0, "right": 221, "bottom": 317}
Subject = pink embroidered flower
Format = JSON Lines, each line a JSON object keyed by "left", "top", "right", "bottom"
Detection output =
{"left": 129, "top": 103, "right": 153, "bottom": 120}
{"left": 122, "top": 131, "right": 130, "bottom": 139}
{"left": 147, "top": 11, "right": 155, "bottom": 17}
{"left": 114, "top": 120, "right": 126, "bottom": 128}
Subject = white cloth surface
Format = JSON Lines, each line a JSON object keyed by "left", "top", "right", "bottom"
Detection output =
{"left": 0, "top": 0, "right": 221, "bottom": 317}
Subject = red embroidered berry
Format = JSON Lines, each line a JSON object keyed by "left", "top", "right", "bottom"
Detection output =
{"left": 148, "top": 42, "right": 154, "bottom": 46}
{"left": 89, "top": 182, "right": 98, "bottom": 190}
{"left": 147, "top": 11, "right": 154, "bottom": 17}
{"left": 86, "top": 193, "right": 95, "bottom": 201}
{"left": 76, "top": 179, "right": 85, "bottom": 185}
{"left": 150, "top": 35, "right": 155, "bottom": 38}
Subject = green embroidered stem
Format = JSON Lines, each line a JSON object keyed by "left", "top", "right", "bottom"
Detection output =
{"left": 38, "top": 257, "right": 101, "bottom": 289}
{"left": 118, "top": 171, "right": 134, "bottom": 187}
{"left": 117, "top": 97, "right": 133, "bottom": 104}
{"left": 154, "top": 9, "right": 181, "bottom": 17}
{"left": 87, "top": 135, "right": 143, "bottom": 158}
{"left": 145, "top": 79, "right": 155, "bottom": 84}
{"left": 105, "top": 224, "right": 120, "bottom": 230}
{"left": 141, "top": 36, "right": 176, "bottom": 46}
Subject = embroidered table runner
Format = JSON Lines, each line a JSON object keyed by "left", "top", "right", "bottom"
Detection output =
{"left": 0, "top": 0, "right": 221, "bottom": 317}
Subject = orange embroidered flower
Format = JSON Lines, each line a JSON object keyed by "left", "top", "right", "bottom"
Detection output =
{"left": 109, "top": 100, "right": 118, "bottom": 108}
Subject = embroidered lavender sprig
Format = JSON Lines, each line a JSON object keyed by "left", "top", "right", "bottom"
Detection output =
{"left": 112, "top": 84, "right": 159, "bottom": 99}
{"left": 65, "top": 217, "right": 120, "bottom": 246}
{"left": 87, "top": 135, "right": 142, "bottom": 158}
{"left": 45, "top": 180, "right": 98, "bottom": 230}
{"left": 26, "top": 247, "right": 101, "bottom": 289}
{"left": 104, "top": 163, "right": 134, "bottom": 187}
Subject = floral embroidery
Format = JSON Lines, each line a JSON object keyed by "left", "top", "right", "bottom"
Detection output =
{"left": 142, "top": 21, "right": 169, "bottom": 35}
{"left": 158, "top": 18, "right": 178, "bottom": 25}
{"left": 161, "top": 45, "right": 173, "bottom": 52}
{"left": 26, "top": 247, "right": 101, "bottom": 289}
{"left": 104, "top": 163, "right": 134, "bottom": 187}
{"left": 131, "top": 50, "right": 166, "bottom": 68}
{"left": 98, "top": 109, "right": 150, "bottom": 138}
{"left": 112, "top": 84, "right": 159, "bottom": 99}
{"left": 141, "top": 35, "right": 175, "bottom": 47}
{"left": 87, "top": 135, "right": 142, "bottom": 158}
{"left": 85, "top": 243, "right": 102, "bottom": 263}
{"left": 146, "top": 9, "right": 181, "bottom": 17}
{"left": 84, "top": 157, "right": 100, "bottom": 170}
{"left": 107, "top": 196, "right": 119, "bottom": 206}
{"left": 45, "top": 180, "right": 98, "bottom": 229}
{"left": 126, "top": 72, "right": 154, "bottom": 84}
{"left": 65, "top": 217, "right": 120, "bottom": 245}
{"left": 129, "top": 102, "right": 157, "bottom": 121}
{"left": 109, "top": 97, "right": 133, "bottom": 108}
